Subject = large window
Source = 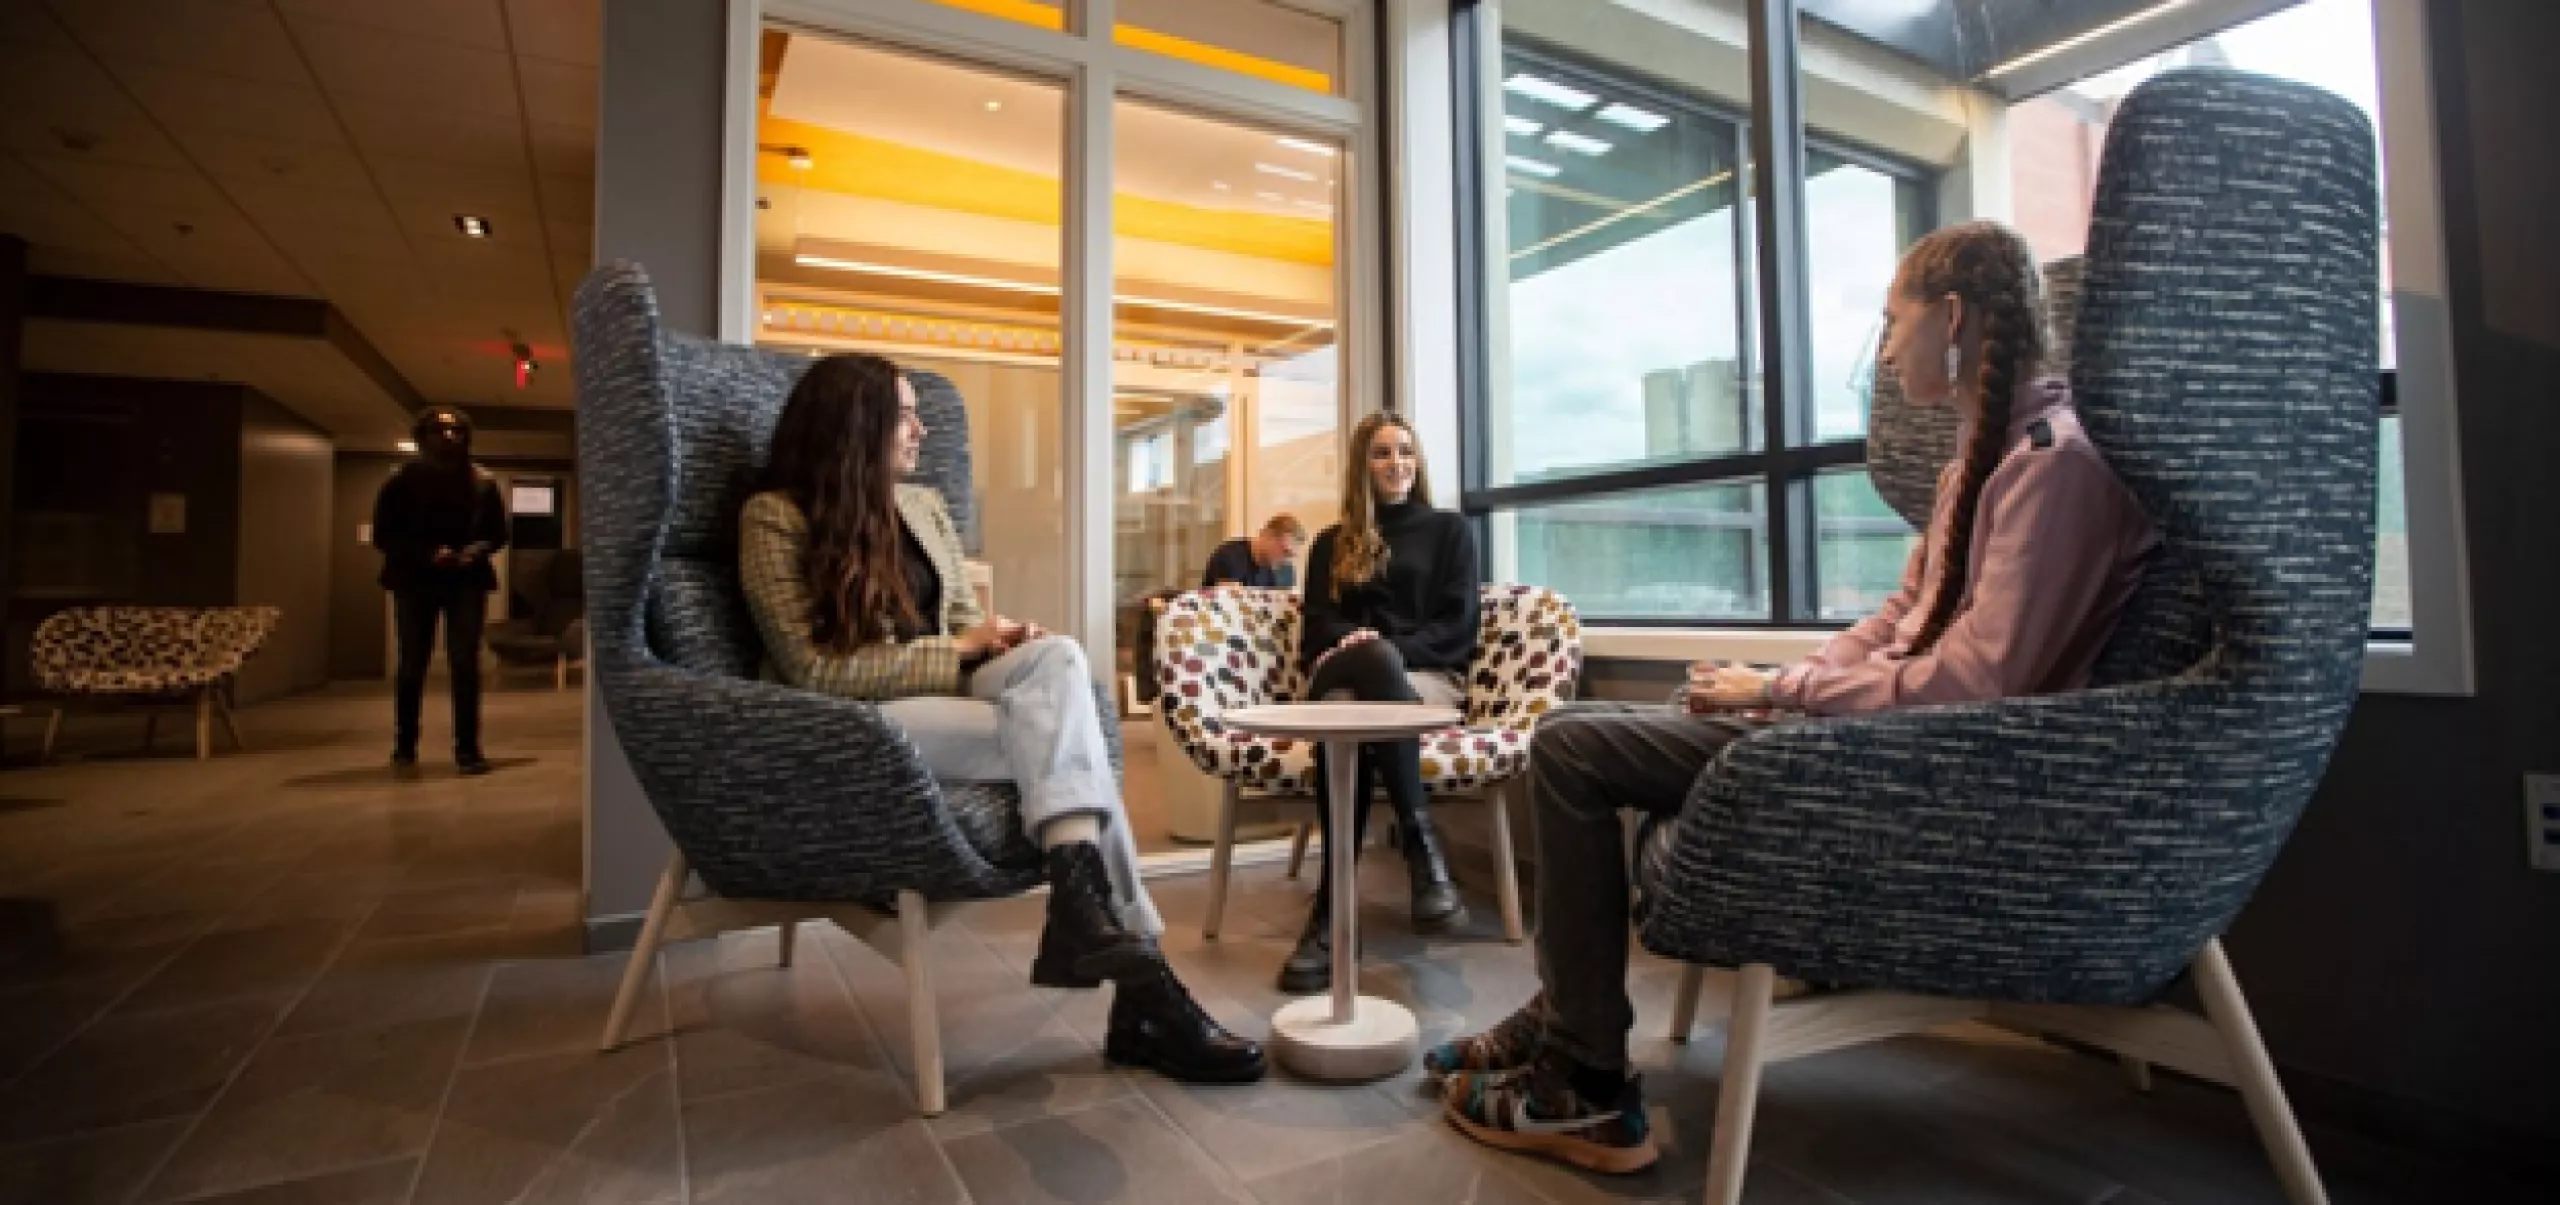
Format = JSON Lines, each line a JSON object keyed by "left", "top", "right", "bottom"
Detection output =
{"left": 1459, "top": 8, "right": 1932, "bottom": 626}
{"left": 1459, "top": 0, "right": 2435, "bottom": 650}
{"left": 2001, "top": 0, "right": 2410, "bottom": 632}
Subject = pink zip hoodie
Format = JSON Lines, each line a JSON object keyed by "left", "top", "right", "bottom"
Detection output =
{"left": 1771, "top": 381, "right": 2159, "bottom": 716}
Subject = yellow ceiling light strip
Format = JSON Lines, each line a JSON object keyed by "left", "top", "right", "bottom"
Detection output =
{"left": 1112, "top": 25, "right": 1332, "bottom": 94}
{"left": 926, "top": 0, "right": 1067, "bottom": 32}
{"left": 759, "top": 113, "right": 1334, "bottom": 266}
{"left": 925, "top": 0, "right": 1334, "bottom": 93}
{"left": 760, "top": 297, "right": 1249, "bottom": 370}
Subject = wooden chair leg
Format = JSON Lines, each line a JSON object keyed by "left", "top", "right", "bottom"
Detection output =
{"left": 2195, "top": 939, "right": 2328, "bottom": 1205}
{"left": 1488, "top": 782, "right": 1526, "bottom": 944}
{"left": 216, "top": 694, "right": 244, "bottom": 751}
{"left": 601, "top": 852, "right": 688, "bottom": 1051}
{"left": 2121, "top": 1054, "right": 2155, "bottom": 1093}
{"left": 1702, "top": 963, "right": 1777, "bottom": 1205}
{"left": 556, "top": 654, "right": 569, "bottom": 691}
{"left": 777, "top": 920, "right": 797, "bottom": 968}
{"left": 1203, "top": 781, "right": 1240, "bottom": 940}
{"left": 1670, "top": 962, "right": 1708, "bottom": 1042}
{"left": 195, "top": 690, "right": 213, "bottom": 760}
{"left": 41, "top": 707, "right": 62, "bottom": 762}
{"left": 1286, "top": 821, "right": 1312, "bottom": 880}
{"left": 899, "top": 889, "right": 945, "bottom": 1117}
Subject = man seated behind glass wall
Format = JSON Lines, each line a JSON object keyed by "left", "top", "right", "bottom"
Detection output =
{"left": 1200, "top": 513, "right": 1307, "bottom": 591}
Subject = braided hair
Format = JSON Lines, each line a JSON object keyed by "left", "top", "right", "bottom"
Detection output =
{"left": 1894, "top": 221, "right": 2047, "bottom": 656}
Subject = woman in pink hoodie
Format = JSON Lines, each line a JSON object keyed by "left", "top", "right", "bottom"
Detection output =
{"left": 1436, "top": 221, "right": 2159, "bottom": 1175}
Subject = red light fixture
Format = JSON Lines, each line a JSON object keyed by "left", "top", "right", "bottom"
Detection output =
{"left": 511, "top": 341, "right": 537, "bottom": 390}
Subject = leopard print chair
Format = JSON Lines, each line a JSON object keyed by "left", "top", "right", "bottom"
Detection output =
{"left": 1154, "top": 584, "right": 1581, "bottom": 943}
{"left": 30, "top": 605, "right": 280, "bottom": 760}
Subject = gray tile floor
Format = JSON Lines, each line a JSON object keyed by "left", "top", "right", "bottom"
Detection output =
{"left": 0, "top": 684, "right": 2531, "bottom": 1204}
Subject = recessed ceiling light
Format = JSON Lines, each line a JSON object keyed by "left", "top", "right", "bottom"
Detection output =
{"left": 984, "top": 99, "right": 1003, "bottom": 111}
{"left": 1545, "top": 130, "right": 1612, "bottom": 156}
{"left": 398, "top": 439, "right": 419, "bottom": 452}
{"left": 1505, "top": 154, "right": 1562, "bottom": 179}
{"left": 1212, "top": 180, "right": 1231, "bottom": 190}
{"left": 1503, "top": 74, "right": 1596, "bottom": 111}
{"left": 1595, "top": 102, "right": 1669, "bottom": 132}
{"left": 453, "top": 214, "right": 492, "bottom": 238}
{"left": 1274, "top": 136, "right": 1336, "bottom": 156}
{"left": 1503, "top": 115, "right": 1543, "bottom": 137}
{"left": 787, "top": 149, "right": 813, "bottom": 170}
{"left": 1254, "top": 162, "right": 1317, "bottom": 183}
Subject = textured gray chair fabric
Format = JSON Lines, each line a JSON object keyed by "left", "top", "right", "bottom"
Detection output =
{"left": 1637, "top": 69, "right": 2381, "bottom": 1006}
{"left": 573, "top": 262, "right": 1100, "bottom": 905}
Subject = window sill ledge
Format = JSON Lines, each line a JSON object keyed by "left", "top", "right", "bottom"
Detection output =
{"left": 1582, "top": 628, "right": 2475, "bottom": 698}
{"left": 1580, "top": 627, "right": 1830, "bottom": 665}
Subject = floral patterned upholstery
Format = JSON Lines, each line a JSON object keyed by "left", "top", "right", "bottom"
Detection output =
{"left": 1154, "top": 585, "right": 1582, "bottom": 796}
{"left": 31, "top": 606, "right": 281, "bottom": 697}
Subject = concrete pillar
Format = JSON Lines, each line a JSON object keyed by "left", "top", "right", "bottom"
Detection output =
{"left": 584, "top": 0, "right": 727, "bottom": 949}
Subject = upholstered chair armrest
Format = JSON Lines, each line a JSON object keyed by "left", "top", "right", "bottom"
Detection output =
{"left": 1462, "top": 586, "right": 1583, "bottom": 731}
{"left": 599, "top": 659, "right": 1049, "bottom": 906}
{"left": 1151, "top": 588, "right": 1301, "bottom": 777}
{"left": 1639, "top": 677, "right": 2257, "bottom": 1006}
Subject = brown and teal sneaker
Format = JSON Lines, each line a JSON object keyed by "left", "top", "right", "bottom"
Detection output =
{"left": 1442, "top": 1046, "right": 1658, "bottom": 1174}
{"left": 1422, "top": 993, "right": 1547, "bottom": 1087}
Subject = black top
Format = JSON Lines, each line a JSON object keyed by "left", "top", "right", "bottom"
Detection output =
{"left": 893, "top": 518, "right": 942, "bottom": 642}
{"left": 1201, "top": 537, "right": 1283, "bottom": 590}
{"left": 1299, "top": 498, "right": 1481, "bottom": 673}
{"left": 373, "top": 463, "right": 510, "bottom": 593}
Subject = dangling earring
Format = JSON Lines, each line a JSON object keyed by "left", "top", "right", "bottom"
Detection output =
{"left": 1943, "top": 345, "right": 1963, "bottom": 392}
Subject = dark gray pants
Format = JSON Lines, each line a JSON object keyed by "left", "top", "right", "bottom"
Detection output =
{"left": 1528, "top": 701, "right": 1748, "bottom": 1071}
{"left": 393, "top": 583, "right": 486, "bottom": 754}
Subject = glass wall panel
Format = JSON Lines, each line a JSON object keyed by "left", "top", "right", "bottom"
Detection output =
{"left": 1109, "top": 97, "right": 1341, "bottom": 692}
{"left": 753, "top": 29, "right": 1071, "bottom": 629}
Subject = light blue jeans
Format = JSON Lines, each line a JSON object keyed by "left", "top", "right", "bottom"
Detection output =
{"left": 878, "top": 636, "right": 1161, "bottom": 935}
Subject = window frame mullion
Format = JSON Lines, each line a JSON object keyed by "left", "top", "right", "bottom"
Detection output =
{"left": 1744, "top": 0, "right": 1812, "bottom": 626}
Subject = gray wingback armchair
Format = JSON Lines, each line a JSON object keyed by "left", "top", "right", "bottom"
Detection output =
{"left": 1634, "top": 70, "right": 2379, "bottom": 1205}
{"left": 574, "top": 262, "right": 1110, "bottom": 1116}
{"left": 488, "top": 548, "right": 587, "bottom": 690}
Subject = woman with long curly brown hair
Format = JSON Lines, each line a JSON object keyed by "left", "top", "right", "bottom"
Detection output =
{"left": 1435, "top": 222, "right": 2159, "bottom": 1174}
{"left": 738, "top": 353, "right": 1263, "bottom": 1084}
{"left": 1279, "top": 411, "right": 1483, "bottom": 994}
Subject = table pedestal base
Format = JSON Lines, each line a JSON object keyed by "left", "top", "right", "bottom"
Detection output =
{"left": 1269, "top": 994, "right": 1419, "bottom": 1083}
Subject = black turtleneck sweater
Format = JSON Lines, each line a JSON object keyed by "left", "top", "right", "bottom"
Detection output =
{"left": 1299, "top": 498, "right": 1481, "bottom": 674}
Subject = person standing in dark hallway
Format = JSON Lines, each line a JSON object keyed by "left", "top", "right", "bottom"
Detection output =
{"left": 374, "top": 406, "right": 509, "bottom": 775}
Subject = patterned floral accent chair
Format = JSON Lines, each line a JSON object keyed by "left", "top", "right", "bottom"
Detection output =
{"left": 30, "top": 605, "right": 280, "bottom": 761}
{"left": 1154, "top": 584, "right": 1581, "bottom": 944}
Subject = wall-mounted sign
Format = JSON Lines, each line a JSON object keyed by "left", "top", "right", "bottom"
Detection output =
{"left": 147, "top": 493, "right": 187, "bottom": 535}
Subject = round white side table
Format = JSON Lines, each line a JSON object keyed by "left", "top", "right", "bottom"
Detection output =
{"left": 1221, "top": 701, "right": 1462, "bottom": 1082}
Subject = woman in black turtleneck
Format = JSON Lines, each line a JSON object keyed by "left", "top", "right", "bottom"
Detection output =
{"left": 1280, "top": 412, "right": 1482, "bottom": 994}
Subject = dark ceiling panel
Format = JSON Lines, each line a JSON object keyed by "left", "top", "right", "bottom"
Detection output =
{"left": 1801, "top": 0, "right": 2183, "bottom": 81}
{"left": 27, "top": 276, "right": 328, "bottom": 339}
{"left": 27, "top": 275, "right": 426, "bottom": 425}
